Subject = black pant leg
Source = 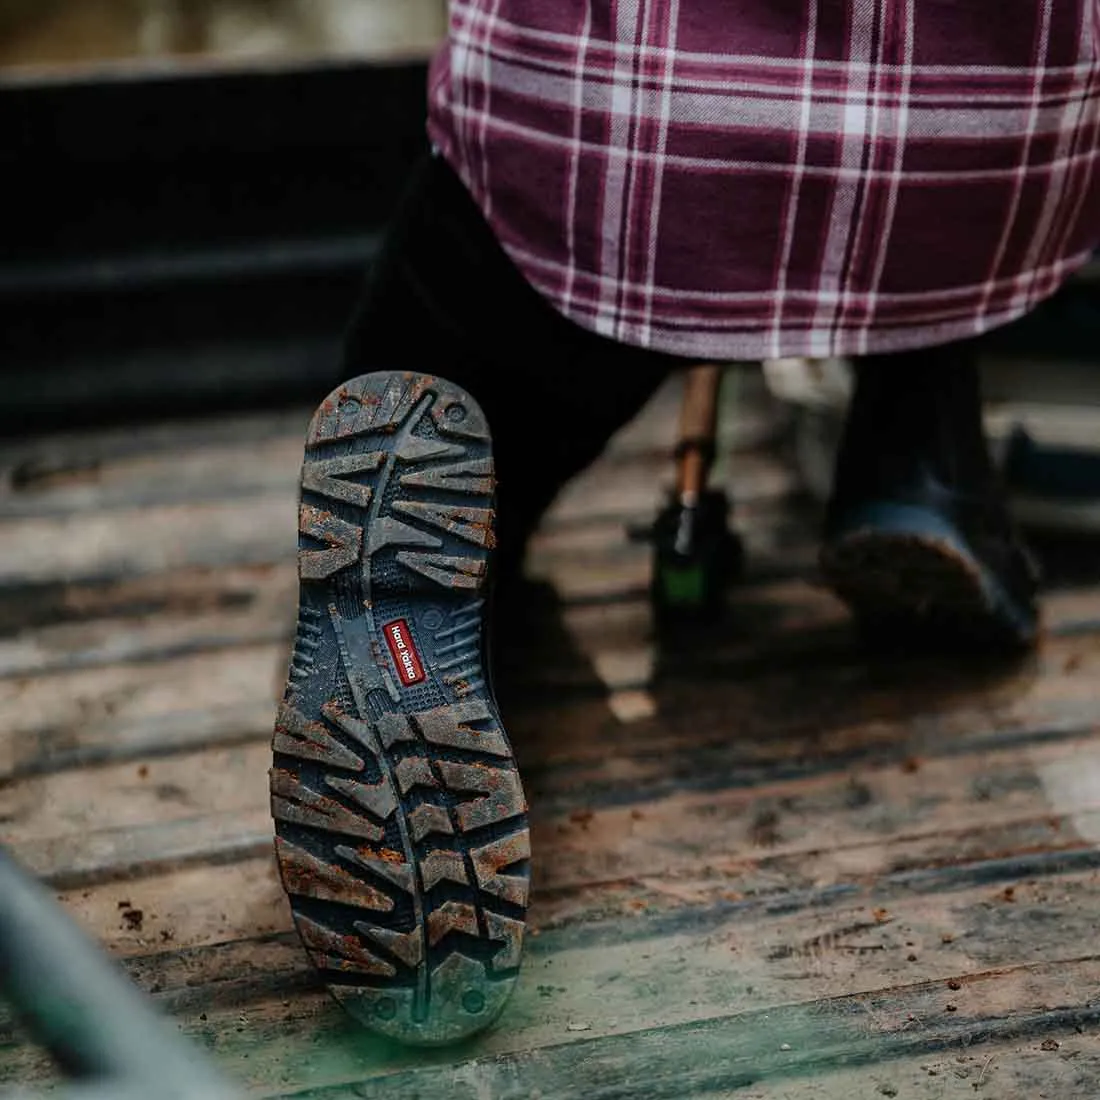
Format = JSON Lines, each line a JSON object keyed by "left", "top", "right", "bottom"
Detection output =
{"left": 341, "top": 154, "right": 684, "bottom": 555}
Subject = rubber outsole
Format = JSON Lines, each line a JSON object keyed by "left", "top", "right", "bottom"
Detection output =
{"left": 271, "top": 371, "right": 529, "bottom": 1046}
{"left": 819, "top": 502, "right": 1039, "bottom": 653}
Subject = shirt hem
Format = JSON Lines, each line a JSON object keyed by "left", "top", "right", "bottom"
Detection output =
{"left": 426, "top": 116, "right": 1091, "bottom": 363}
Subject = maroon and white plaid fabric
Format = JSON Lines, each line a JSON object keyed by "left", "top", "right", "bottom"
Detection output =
{"left": 427, "top": 1, "right": 1100, "bottom": 360}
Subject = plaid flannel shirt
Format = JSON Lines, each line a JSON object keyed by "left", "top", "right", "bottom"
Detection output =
{"left": 427, "top": 0, "right": 1100, "bottom": 361}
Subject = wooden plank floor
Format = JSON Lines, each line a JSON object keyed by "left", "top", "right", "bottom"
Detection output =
{"left": 3, "top": 369, "right": 1100, "bottom": 1098}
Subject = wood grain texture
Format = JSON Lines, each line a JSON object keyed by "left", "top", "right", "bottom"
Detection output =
{"left": 3, "top": 373, "right": 1100, "bottom": 1097}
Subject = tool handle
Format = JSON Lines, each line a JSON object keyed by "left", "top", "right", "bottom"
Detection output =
{"left": 676, "top": 365, "right": 723, "bottom": 498}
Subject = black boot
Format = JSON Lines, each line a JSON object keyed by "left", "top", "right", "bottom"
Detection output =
{"left": 273, "top": 370, "right": 530, "bottom": 1045}
{"left": 819, "top": 342, "right": 1040, "bottom": 652}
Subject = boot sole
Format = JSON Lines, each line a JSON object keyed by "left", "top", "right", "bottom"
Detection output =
{"left": 271, "top": 371, "right": 529, "bottom": 1046}
{"left": 819, "top": 502, "right": 1038, "bottom": 652}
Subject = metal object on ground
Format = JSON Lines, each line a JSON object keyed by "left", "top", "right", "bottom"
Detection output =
{"left": 645, "top": 366, "right": 745, "bottom": 624}
{"left": 0, "top": 848, "right": 239, "bottom": 1100}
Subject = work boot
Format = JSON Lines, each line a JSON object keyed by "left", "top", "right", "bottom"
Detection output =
{"left": 271, "top": 370, "right": 528, "bottom": 1046}
{"left": 819, "top": 345, "right": 1040, "bottom": 652}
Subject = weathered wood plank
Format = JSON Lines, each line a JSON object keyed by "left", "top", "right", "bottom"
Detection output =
{"left": 708, "top": 1032, "right": 1100, "bottom": 1099}
{"left": 13, "top": 865, "right": 1099, "bottom": 1097}
{"left": 54, "top": 857, "right": 288, "bottom": 959}
{"left": 0, "top": 563, "right": 297, "bottom": 678}
{"left": 0, "top": 371, "right": 775, "bottom": 542}
{"left": 0, "top": 642, "right": 284, "bottom": 779}
{"left": 8, "top": 988, "right": 1096, "bottom": 1100}
{"left": 0, "top": 369, "right": 787, "bottom": 595}
{"left": 0, "top": 449, "right": 794, "bottom": 588}
{"left": 0, "top": 435, "right": 305, "bottom": 520}
{"left": 13, "top": 810, "right": 273, "bottom": 891}
{"left": 0, "top": 532, "right": 1093, "bottom": 746}
{"left": 1, "top": 534, "right": 1092, "bottom": 697}
{"left": 5, "top": 663, "right": 1100, "bottom": 1093}
{"left": 95, "top": 862, "right": 1100, "bottom": 1013}
{"left": 19, "top": 796, "right": 1089, "bottom": 959}
{"left": 4, "top": 745, "right": 269, "bottom": 842}
{"left": 0, "top": 409, "right": 310, "bottom": 475}
{"left": 0, "top": 493, "right": 1091, "bottom": 696}
{"left": 0, "top": 508, "right": 813, "bottom": 681}
{"left": 287, "top": 957, "right": 1100, "bottom": 1100}
{"left": 0, "top": 733, "right": 1050, "bottom": 888}
{"left": 0, "top": 558, "right": 292, "bottom": 630}
{"left": 5, "top": 602, "right": 1100, "bottom": 782}
{"left": 17, "top": 727, "right": 1099, "bottom": 950}
{"left": 0, "top": 368, "right": 771, "bottom": 517}
{"left": 0, "top": 497, "right": 297, "bottom": 587}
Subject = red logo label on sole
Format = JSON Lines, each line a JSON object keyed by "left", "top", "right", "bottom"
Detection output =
{"left": 383, "top": 619, "right": 426, "bottom": 686}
